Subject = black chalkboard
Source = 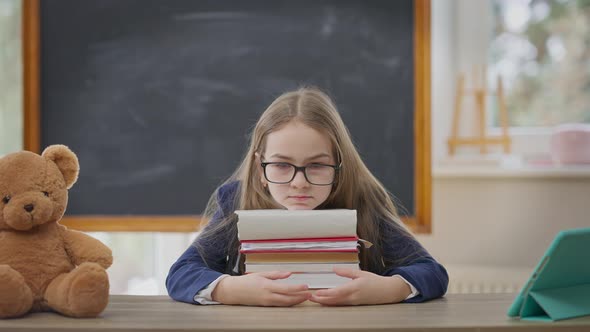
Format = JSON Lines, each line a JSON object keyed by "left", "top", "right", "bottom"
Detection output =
{"left": 39, "top": 0, "right": 417, "bottom": 217}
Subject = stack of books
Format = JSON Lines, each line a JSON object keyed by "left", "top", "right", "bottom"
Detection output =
{"left": 235, "top": 209, "right": 360, "bottom": 289}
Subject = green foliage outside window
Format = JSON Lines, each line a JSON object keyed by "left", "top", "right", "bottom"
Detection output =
{"left": 490, "top": 0, "right": 590, "bottom": 126}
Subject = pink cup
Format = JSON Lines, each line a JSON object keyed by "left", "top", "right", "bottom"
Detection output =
{"left": 550, "top": 124, "right": 590, "bottom": 165}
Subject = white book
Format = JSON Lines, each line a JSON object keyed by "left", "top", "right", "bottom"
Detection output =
{"left": 275, "top": 272, "right": 352, "bottom": 289}
{"left": 245, "top": 263, "right": 359, "bottom": 273}
{"left": 235, "top": 209, "right": 357, "bottom": 241}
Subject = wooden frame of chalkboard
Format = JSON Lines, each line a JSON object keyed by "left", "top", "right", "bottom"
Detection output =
{"left": 22, "top": 0, "right": 432, "bottom": 233}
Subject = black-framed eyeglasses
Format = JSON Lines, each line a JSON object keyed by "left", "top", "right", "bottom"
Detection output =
{"left": 260, "top": 161, "right": 340, "bottom": 186}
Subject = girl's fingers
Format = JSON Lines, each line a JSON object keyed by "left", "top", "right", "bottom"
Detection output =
{"left": 332, "top": 267, "right": 363, "bottom": 279}
{"left": 313, "top": 283, "right": 354, "bottom": 297}
{"left": 256, "top": 271, "right": 291, "bottom": 280}
{"left": 309, "top": 293, "right": 350, "bottom": 306}
{"left": 268, "top": 282, "right": 309, "bottom": 294}
{"left": 267, "top": 293, "right": 310, "bottom": 306}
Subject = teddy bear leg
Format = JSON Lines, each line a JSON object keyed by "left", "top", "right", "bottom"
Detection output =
{"left": 44, "top": 262, "right": 110, "bottom": 318}
{"left": 0, "top": 265, "right": 34, "bottom": 318}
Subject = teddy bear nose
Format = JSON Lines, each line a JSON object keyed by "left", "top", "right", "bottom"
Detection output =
{"left": 24, "top": 204, "right": 35, "bottom": 212}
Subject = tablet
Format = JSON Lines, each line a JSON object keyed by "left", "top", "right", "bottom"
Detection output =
{"left": 507, "top": 227, "right": 590, "bottom": 321}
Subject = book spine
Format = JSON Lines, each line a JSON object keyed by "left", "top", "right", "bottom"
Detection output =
{"left": 240, "top": 249, "right": 358, "bottom": 254}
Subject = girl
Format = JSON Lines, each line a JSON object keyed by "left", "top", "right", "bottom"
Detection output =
{"left": 166, "top": 87, "right": 448, "bottom": 306}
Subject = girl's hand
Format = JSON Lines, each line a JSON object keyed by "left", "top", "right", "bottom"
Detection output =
{"left": 309, "top": 267, "right": 411, "bottom": 305}
{"left": 211, "top": 271, "right": 310, "bottom": 306}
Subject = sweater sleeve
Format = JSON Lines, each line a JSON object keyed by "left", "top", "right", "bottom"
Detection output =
{"left": 165, "top": 244, "right": 225, "bottom": 304}
{"left": 165, "top": 182, "right": 239, "bottom": 304}
{"left": 379, "top": 222, "right": 449, "bottom": 303}
{"left": 384, "top": 257, "right": 449, "bottom": 303}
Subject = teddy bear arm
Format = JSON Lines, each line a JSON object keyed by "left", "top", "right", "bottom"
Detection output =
{"left": 62, "top": 230, "right": 113, "bottom": 269}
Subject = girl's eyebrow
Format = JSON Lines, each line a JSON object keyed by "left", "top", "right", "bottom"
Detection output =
{"left": 268, "top": 153, "right": 331, "bottom": 162}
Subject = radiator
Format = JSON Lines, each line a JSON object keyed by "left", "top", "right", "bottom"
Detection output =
{"left": 445, "top": 265, "right": 532, "bottom": 294}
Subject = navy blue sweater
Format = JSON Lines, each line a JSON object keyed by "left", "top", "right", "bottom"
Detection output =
{"left": 166, "top": 182, "right": 448, "bottom": 304}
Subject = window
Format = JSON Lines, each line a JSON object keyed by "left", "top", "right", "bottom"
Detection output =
{"left": 489, "top": 0, "right": 590, "bottom": 127}
{"left": 91, "top": 232, "right": 195, "bottom": 295}
{"left": 432, "top": 0, "right": 590, "bottom": 163}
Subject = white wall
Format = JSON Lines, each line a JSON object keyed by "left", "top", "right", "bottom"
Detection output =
{"left": 418, "top": 176, "right": 590, "bottom": 268}
{"left": 0, "top": 0, "right": 23, "bottom": 156}
{"left": 431, "top": 0, "right": 455, "bottom": 162}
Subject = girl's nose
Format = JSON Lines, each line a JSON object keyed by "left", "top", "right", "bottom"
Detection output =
{"left": 290, "top": 169, "right": 309, "bottom": 188}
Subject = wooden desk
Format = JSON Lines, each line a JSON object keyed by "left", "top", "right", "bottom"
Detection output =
{"left": 1, "top": 293, "right": 589, "bottom": 331}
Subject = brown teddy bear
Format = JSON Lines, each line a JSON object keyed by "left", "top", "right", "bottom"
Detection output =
{"left": 0, "top": 145, "right": 112, "bottom": 318}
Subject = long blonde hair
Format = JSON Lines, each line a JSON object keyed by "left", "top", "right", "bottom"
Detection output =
{"left": 196, "top": 87, "right": 424, "bottom": 274}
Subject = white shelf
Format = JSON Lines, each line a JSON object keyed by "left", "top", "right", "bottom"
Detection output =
{"left": 433, "top": 164, "right": 590, "bottom": 179}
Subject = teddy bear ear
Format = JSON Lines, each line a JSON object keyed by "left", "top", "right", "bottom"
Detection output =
{"left": 42, "top": 144, "right": 80, "bottom": 189}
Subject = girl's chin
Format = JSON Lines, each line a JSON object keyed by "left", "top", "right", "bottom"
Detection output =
{"left": 285, "top": 204, "right": 315, "bottom": 210}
